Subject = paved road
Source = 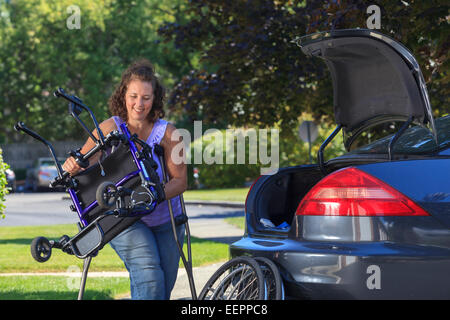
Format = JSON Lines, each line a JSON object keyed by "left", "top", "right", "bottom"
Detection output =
{"left": 1, "top": 192, "right": 244, "bottom": 228}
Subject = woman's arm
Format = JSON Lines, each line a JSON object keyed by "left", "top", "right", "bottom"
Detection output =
{"left": 159, "top": 123, "right": 188, "bottom": 199}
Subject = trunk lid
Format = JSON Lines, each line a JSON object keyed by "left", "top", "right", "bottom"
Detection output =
{"left": 294, "top": 29, "right": 436, "bottom": 147}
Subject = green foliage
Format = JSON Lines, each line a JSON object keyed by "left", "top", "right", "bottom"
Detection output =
{"left": 190, "top": 119, "right": 345, "bottom": 188}
{"left": 0, "top": 0, "right": 196, "bottom": 142}
{"left": 0, "top": 148, "right": 10, "bottom": 218}
{"left": 305, "top": 0, "right": 450, "bottom": 119}
{"left": 189, "top": 129, "right": 261, "bottom": 188}
{"left": 278, "top": 117, "right": 346, "bottom": 168}
{"left": 159, "top": 0, "right": 449, "bottom": 129}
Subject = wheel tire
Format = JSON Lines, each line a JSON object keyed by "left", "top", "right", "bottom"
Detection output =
{"left": 199, "top": 256, "right": 266, "bottom": 300}
{"left": 96, "top": 181, "right": 118, "bottom": 209}
{"left": 254, "top": 257, "right": 284, "bottom": 300}
{"left": 30, "top": 237, "right": 52, "bottom": 263}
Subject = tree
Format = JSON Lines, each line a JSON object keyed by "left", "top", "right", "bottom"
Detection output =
{"left": 159, "top": 0, "right": 327, "bottom": 130}
{"left": 159, "top": 0, "right": 449, "bottom": 132}
{"left": 0, "top": 0, "right": 196, "bottom": 143}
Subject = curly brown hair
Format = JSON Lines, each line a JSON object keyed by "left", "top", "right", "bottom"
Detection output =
{"left": 108, "top": 59, "right": 166, "bottom": 123}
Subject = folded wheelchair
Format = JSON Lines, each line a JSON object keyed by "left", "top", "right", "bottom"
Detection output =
{"left": 15, "top": 88, "right": 196, "bottom": 300}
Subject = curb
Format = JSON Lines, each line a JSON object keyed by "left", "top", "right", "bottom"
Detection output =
{"left": 183, "top": 200, "right": 244, "bottom": 208}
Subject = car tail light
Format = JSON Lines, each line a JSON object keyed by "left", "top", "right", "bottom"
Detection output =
{"left": 296, "top": 167, "right": 429, "bottom": 217}
{"left": 6, "top": 169, "right": 15, "bottom": 179}
{"left": 39, "top": 170, "right": 50, "bottom": 177}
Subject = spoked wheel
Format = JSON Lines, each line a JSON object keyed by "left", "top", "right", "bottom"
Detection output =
{"left": 255, "top": 257, "right": 284, "bottom": 300}
{"left": 96, "top": 181, "right": 118, "bottom": 209}
{"left": 199, "top": 256, "right": 266, "bottom": 300}
{"left": 30, "top": 237, "right": 52, "bottom": 263}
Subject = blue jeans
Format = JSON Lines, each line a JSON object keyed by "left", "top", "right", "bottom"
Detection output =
{"left": 109, "top": 220, "right": 185, "bottom": 300}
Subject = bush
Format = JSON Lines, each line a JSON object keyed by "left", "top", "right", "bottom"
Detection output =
{"left": 187, "top": 120, "right": 346, "bottom": 189}
{"left": 189, "top": 129, "right": 263, "bottom": 188}
{"left": 0, "top": 148, "right": 10, "bottom": 218}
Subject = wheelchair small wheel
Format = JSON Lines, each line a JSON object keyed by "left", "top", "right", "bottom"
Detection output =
{"left": 254, "top": 257, "right": 284, "bottom": 300}
{"left": 96, "top": 181, "right": 118, "bottom": 209}
{"left": 30, "top": 237, "right": 52, "bottom": 263}
{"left": 199, "top": 256, "right": 266, "bottom": 300}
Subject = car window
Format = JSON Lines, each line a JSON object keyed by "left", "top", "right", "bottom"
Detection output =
{"left": 38, "top": 159, "right": 64, "bottom": 166}
{"left": 347, "top": 115, "right": 449, "bottom": 155}
{"left": 348, "top": 121, "right": 407, "bottom": 151}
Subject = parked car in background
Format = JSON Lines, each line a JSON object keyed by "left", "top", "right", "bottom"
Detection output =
{"left": 230, "top": 29, "right": 450, "bottom": 299}
{"left": 27, "top": 157, "right": 65, "bottom": 192}
{"left": 5, "top": 168, "right": 16, "bottom": 193}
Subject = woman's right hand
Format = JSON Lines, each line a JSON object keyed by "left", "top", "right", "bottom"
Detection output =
{"left": 62, "top": 157, "right": 84, "bottom": 176}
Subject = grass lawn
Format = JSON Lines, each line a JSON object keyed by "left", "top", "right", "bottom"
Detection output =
{"left": 224, "top": 217, "right": 245, "bottom": 230}
{"left": 0, "top": 224, "right": 229, "bottom": 300}
{"left": 0, "top": 224, "right": 229, "bottom": 273}
{"left": 183, "top": 187, "right": 249, "bottom": 202}
{"left": 0, "top": 276, "right": 130, "bottom": 300}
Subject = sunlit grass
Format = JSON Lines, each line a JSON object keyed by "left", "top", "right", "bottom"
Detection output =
{"left": 183, "top": 187, "right": 249, "bottom": 202}
{"left": 0, "top": 224, "right": 228, "bottom": 273}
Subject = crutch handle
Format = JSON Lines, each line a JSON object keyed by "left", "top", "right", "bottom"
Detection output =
{"left": 153, "top": 144, "right": 164, "bottom": 157}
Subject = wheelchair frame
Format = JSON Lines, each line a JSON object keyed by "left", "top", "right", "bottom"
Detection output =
{"left": 15, "top": 88, "right": 197, "bottom": 300}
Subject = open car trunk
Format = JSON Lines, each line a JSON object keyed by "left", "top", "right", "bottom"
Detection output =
{"left": 245, "top": 159, "right": 363, "bottom": 236}
{"left": 245, "top": 164, "right": 324, "bottom": 236}
{"left": 244, "top": 29, "right": 445, "bottom": 237}
{"left": 245, "top": 29, "right": 441, "bottom": 237}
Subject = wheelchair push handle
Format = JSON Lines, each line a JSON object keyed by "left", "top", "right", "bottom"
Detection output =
{"left": 14, "top": 121, "right": 47, "bottom": 145}
{"left": 54, "top": 87, "right": 106, "bottom": 147}
{"left": 14, "top": 121, "right": 65, "bottom": 181}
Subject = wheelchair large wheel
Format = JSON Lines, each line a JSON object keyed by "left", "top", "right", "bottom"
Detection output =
{"left": 199, "top": 256, "right": 266, "bottom": 300}
{"left": 96, "top": 181, "right": 118, "bottom": 209}
{"left": 30, "top": 237, "right": 52, "bottom": 263}
{"left": 255, "top": 257, "right": 284, "bottom": 300}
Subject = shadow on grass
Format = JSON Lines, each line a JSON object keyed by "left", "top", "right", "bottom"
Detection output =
{"left": 0, "top": 236, "right": 72, "bottom": 246}
{"left": 0, "top": 290, "right": 115, "bottom": 300}
{"left": 186, "top": 235, "right": 241, "bottom": 245}
{"left": 0, "top": 238, "right": 36, "bottom": 245}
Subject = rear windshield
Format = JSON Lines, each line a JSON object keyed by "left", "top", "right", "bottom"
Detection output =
{"left": 40, "top": 160, "right": 55, "bottom": 166}
{"left": 347, "top": 115, "right": 450, "bottom": 155}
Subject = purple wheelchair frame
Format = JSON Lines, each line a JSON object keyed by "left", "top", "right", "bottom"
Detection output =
{"left": 68, "top": 122, "right": 156, "bottom": 228}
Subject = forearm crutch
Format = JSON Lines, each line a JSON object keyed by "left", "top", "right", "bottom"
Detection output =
{"left": 154, "top": 144, "right": 197, "bottom": 300}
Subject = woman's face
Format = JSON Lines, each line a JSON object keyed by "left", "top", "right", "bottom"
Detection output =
{"left": 125, "top": 79, "right": 154, "bottom": 123}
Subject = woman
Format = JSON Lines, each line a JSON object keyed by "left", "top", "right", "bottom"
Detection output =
{"left": 62, "top": 59, "right": 187, "bottom": 300}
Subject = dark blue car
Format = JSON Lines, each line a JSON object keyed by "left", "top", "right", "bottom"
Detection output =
{"left": 229, "top": 29, "right": 450, "bottom": 300}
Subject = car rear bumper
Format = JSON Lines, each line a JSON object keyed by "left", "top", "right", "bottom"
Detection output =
{"left": 230, "top": 237, "right": 450, "bottom": 299}
{"left": 38, "top": 176, "right": 54, "bottom": 188}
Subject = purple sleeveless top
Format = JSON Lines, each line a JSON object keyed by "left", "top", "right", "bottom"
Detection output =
{"left": 112, "top": 116, "right": 183, "bottom": 227}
